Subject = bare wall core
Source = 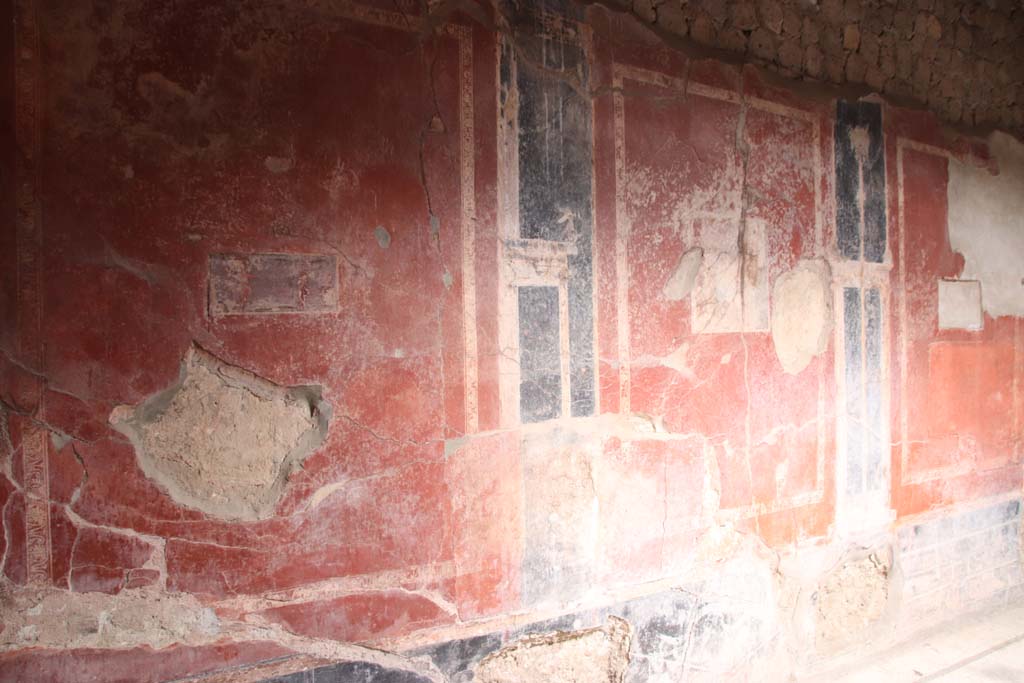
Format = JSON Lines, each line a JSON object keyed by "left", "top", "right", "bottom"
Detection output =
{"left": 109, "top": 346, "right": 331, "bottom": 521}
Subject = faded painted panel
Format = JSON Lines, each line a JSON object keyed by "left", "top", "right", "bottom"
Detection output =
{"left": 208, "top": 253, "right": 338, "bottom": 316}
{"left": 864, "top": 287, "right": 884, "bottom": 495}
{"left": 843, "top": 286, "right": 863, "bottom": 496}
{"left": 520, "top": 429, "right": 597, "bottom": 606}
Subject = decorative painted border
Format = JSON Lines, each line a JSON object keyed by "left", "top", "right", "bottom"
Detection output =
{"left": 14, "top": 0, "right": 52, "bottom": 587}
{"left": 447, "top": 23, "right": 479, "bottom": 435}
{"left": 611, "top": 62, "right": 828, "bottom": 518}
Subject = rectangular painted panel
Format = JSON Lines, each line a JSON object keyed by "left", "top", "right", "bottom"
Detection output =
{"left": 835, "top": 101, "right": 886, "bottom": 262}
{"left": 844, "top": 287, "right": 863, "bottom": 496}
{"left": 503, "top": 2, "right": 595, "bottom": 418}
{"left": 208, "top": 253, "right": 338, "bottom": 316}
{"left": 518, "top": 286, "right": 562, "bottom": 423}
{"left": 516, "top": 45, "right": 590, "bottom": 243}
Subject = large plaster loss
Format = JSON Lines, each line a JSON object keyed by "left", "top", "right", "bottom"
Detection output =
{"left": 814, "top": 551, "right": 892, "bottom": 652}
{"left": 473, "top": 617, "right": 632, "bottom": 683}
{"left": 109, "top": 346, "right": 330, "bottom": 521}
{"left": 948, "top": 132, "right": 1024, "bottom": 317}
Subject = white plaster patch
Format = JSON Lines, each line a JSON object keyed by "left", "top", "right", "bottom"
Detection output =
{"left": 947, "top": 132, "right": 1024, "bottom": 318}
{"left": 662, "top": 247, "right": 703, "bottom": 301}
{"left": 771, "top": 259, "right": 833, "bottom": 374}
{"left": 937, "top": 279, "right": 983, "bottom": 330}
{"left": 692, "top": 218, "right": 769, "bottom": 333}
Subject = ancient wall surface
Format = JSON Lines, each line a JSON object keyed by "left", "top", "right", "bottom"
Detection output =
{"left": 611, "top": 0, "right": 1024, "bottom": 134}
{"left": 1, "top": 1, "right": 1023, "bottom": 681}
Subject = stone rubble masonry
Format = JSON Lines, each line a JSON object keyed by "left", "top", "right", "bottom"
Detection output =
{"left": 617, "top": 0, "right": 1024, "bottom": 134}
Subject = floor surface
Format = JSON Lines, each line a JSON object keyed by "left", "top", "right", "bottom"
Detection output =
{"left": 825, "top": 602, "right": 1024, "bottom": 682}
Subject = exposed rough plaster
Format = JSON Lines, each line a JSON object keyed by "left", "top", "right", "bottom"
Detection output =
{"left": 473, "top": 616, "right": 631, "bottom": 683}
{"left": 771, "top": 259, "right": 833, "bottom": 374}
{"left": 109, "top": 346, "right": 331, "bottom": 521}
{"left": 814, "top": 550, "right": 891, "bottom": 652}
{"left": 662, "top": 247, "right": 703, "bottom": 301}
{"left": 948, "top": 132, "right": 1024, "bottom": 318}
{"left": 0, "top": 585, "right": 220, "bottom": 651}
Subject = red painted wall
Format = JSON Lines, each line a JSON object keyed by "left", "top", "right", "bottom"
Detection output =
{"left": 1, "top": 1, "right": 1021, "bottom": 678}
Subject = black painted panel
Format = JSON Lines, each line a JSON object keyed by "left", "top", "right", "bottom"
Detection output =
{"left": 519, "top": 286, "right": 562, "bottom": 422}
{"left": 259, "top": 672, "right": 312, "bottom": 683}
{"left": 501, "top": 1, "right": 596, "bottom": 419}
{"left": 410, "top": 632, "right": 503, "bottom": 682}
{"left": 309, "top": 662, "right": 432, "bottom": 683}
{"left": 835, "top": 100, "right": 886, "bottom": 262}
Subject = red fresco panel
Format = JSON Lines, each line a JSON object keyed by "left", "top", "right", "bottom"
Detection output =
{"left": 623, "top": 81, "right": 742, "bottom": 360}
{"left": 445, "top": 430, "right": 522, "bottom": 619}
{"left": 892, "top": 129, "right": 1020, "bottom": 517}
{"left": 596, "top": 437, "right": 667, "bottom": 584}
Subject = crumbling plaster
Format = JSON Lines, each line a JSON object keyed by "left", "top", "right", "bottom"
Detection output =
{"left": 109, "top": 346, "right": 331, "bottom": 521}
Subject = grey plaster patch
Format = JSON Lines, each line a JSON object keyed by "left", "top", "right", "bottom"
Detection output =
{"left": 937, "top": 279, "right": 983, "bottom": 330}
{"left": 109, "top": 345, "right": 330, "bottom": 521}
{"left": 771, "top": 259, "right": 832, "bottom": 374}
{"left": 948, "top": 132, "right": 1024, "bottom": 318}
{"left": 375, "top": 226, "right": 392, "bottom": 249}
{"left": 662, "top": 247, "right": 703, "bottom": 301}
